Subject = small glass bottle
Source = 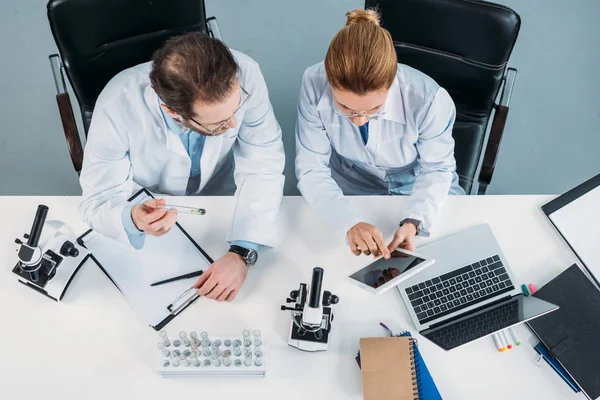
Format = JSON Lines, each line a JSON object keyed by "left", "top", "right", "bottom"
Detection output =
{"left": 171, "top": 355, "right": 180, "bottom": 367}
{"left": 179, "top": 331, "right": 191, "bottom": 347}
{"left": 159, "top": 330, "right": 171, "bottom": 347}
{"left": 157, "top": 342, "right": 170, "bottom": 357}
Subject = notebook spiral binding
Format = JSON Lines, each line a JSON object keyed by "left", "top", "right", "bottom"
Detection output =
{"left": 408, "top": 337, "right": 421, "bottom": 400}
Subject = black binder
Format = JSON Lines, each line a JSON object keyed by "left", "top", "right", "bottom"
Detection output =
{"left": 527, "top": 264, "right": 600, "bottom": 399}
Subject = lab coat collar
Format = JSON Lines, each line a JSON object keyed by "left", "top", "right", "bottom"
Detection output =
{"left": 316, "top": 76, "right": 405, "bottom": 125}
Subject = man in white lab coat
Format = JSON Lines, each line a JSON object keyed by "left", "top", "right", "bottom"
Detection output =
{"left": 296, "top": 10, "right": 464, "bottom": 259}
{"left": 80, "top": 33, "right": 285, "bottom": 302}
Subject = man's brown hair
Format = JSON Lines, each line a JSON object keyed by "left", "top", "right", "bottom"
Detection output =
{"left": 150, "top": 33, "right": 239, "bottom": 119}
{"left": 325, "top": 9, "right": 397, "bottom": 95}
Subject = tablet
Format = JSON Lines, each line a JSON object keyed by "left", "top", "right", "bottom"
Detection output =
{"left": 348, "top": 248, "right": 435, "bottom": 295}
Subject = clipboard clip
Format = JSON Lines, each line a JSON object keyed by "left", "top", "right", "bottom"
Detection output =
{"left": 167, "top": 286, "right": 199, "bottom": 315}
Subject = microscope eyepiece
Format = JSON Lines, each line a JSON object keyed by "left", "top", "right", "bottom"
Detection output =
{"left": 308, "top": 267, "right": 324, "bottom": 308}
{"left": 27, "top": 205, "right": 49, "bottom": 248}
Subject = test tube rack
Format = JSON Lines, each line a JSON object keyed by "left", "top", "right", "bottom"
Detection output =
{"left": 157, "top": 330, "right": 268, "bottom": 377}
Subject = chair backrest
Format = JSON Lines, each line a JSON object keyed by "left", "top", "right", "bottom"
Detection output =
{"left": 47, "top": 0, "right": 208, "bottom": 134}
{"left": 365, "top": 0, "right": 520, "bottom": 193}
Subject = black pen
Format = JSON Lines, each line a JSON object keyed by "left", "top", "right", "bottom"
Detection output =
{"left": 150, "top": 270, "right": 204, "bottom": 287}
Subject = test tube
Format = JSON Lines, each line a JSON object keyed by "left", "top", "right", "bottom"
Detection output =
{"left": 173, "top": 349, "right": 181, "bottom": 357}
{"left": 223, "top": 358, "right": 232, "bottom": 367}
{"left": 163, "top": 360, "right": 170, "bottom": 367}
{"left": 243, "top": 330, "right": 250, "bottom": 339}
{"left": 183, "top": 350, "right": 191, "bottom": 357}
{"left": 191, "top": 355, "right": 200, "bottom": 367}
{"left": 157, "top": 342, "right": 170, "bottom": 357}
{"left": 234, "top": 359, "right": 242, "bottom": 367}
{"left": 173, "top": 339, "right": 181, "bottom": 347}
{"left": 191, "top": 342, "right": 198, "bottom": 353}
{"left": 203, "top": 348, "right": 211, "bottom": 357}
{"left": 245, "top": 350, "right": 252, "bottom": 359}
{"left": 201, "top": 339, "right": 210, "bottom": 348}
{"left": 224, "top": 339, "right": 232, "bottom": 347}
{"left": 171, "top": 356, "right": 180, "bottom": 367}
{"left": 254, "top": 339, "right": 262, "bottom": 348}
{"left": 244, "top": 359, "right": 252, "bottom": 367}
{"left": 179, "top": 353, "right": 186, "bottom": 360}
{"left": 233, "top": 339, "right": 242, "bottom": 348}
{"left": 213, "top": 339, "right": 222, "bottom": 348}
{"left": 200, "top": 331, "right": 209, "bottom": 341}
{"left": 179, "top": 331, "right": 191, "bottom": 347}
{"left": 222, "top": 349, "right": 232, "bottom": 358}
{"left": 253, "top": 330, "right": 261, "bottom": 338}
{"left": 254, "top": 359, "right": 262, "bottom": 367}
{"left": 233, "top": 347, "right": 242, "bottom": 357}
{"left": 182, "top": 358, "right": 191, "bottom": 367}
{"left": 243, "top": 340, "right": 252, "bottom": 347}
{"left": 213, "top": 359, "right": 221, "bottom": 367}
{"left": 159, "top": 330, "right": 171, "bottom": 347}
{"left": 211, "top": 350, "right": 220, "bottom": 360}
{"left": 255, "top": 350, "right": 263, "bottom": 359}
{"left": 203, "top": 359, "right": 212, "bottom": 367}
{"left": 190, "top": 331, "right": 199, "bottom": 346}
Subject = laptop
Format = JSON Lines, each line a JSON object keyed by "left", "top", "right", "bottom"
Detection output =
{"left": 396, "top": 224, "right": 559, "bottom": 350}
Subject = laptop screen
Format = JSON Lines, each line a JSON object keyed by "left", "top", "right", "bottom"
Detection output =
{"left": 420, "top": 294, "right": 558, "bottom": 350}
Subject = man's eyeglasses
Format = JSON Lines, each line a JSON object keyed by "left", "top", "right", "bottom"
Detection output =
{"left": 333, "top": 107, "right": 386, "bottom": 119}
{"left": 188, "top": 86, "right": 251, "bottom": 136}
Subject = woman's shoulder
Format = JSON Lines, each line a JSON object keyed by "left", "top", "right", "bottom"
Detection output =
{"left": 396, "top": 63, "right": 442, "bottom": 103}
{"left": 302, "top": 62, "right": 328, "bottom": 87}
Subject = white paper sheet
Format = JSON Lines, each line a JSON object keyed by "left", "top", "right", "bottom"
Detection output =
{"left": 81, "top": 192, "right": 211, "bottom": 327}
{"left": 549, "top": 186, "right": 600, "bottom": 283}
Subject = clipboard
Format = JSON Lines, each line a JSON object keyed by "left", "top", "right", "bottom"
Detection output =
{"left": 77, "top": 189, "right": 213, "bottom": 330}
{"left": 542, "top": 173, "right": 600, "bottom": 289}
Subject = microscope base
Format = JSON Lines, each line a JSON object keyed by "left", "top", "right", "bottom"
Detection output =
{"left": 287, "top": 307, "right": 334, "bottom": 352}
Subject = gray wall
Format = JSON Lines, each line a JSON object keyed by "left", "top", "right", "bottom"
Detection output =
{"left": 1, "top": 0, "right": 599, "bottom": 196}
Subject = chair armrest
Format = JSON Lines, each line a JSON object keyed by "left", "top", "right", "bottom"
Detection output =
{"left": 50, "top": 54, "right": 84, "bottom": 174}
{"left": 206, "top": 17, "right": 223, "bottom": 40}
{"left": 478, "top": 68, "right": 517, "bottom": 194}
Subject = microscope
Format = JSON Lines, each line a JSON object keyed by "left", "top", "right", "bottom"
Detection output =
{"left": 281, "top": 267, "right": 339, "bottom": 352}
{"left": 12, "top": 205, "right": 90, "bottom": 301}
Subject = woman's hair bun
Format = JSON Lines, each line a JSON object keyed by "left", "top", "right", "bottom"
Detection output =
{"left": 345, "top": 9, "right": 381, "bottom": 26}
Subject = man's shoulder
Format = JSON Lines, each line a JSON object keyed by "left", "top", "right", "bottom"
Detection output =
{"left": 95, "top": 62, "right": 153, "bottom": 110}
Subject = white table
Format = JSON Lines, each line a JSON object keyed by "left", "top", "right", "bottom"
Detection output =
{"left": 0, "top": 195, "right": 585, "bottom": 400}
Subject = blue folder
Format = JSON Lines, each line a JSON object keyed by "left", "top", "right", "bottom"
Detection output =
{"left": 534, "top": 343, "right": 581, "bottom": 393}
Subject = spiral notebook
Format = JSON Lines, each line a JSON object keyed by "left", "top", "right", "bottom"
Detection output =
{"left": 357, "top": 327, "right": 442, "bottom": 400}
{"left": 360, "top": 337, "right": 417, "bottom": 400}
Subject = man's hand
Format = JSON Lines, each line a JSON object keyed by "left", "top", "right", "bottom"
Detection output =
{"left": 131, "top": 198, "right": 178, "bottom": 237}
{"left": 387, "top": 223, "right": 417, "bottom": 253}
{"left": 347, "top": 222, "right": 391, "bottom": 259}
{"left": 193, "top": 252, "right": 248, "bottom": 302}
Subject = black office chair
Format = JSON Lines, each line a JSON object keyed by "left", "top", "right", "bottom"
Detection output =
{"left": 365, "top": 0, "right": 520, "bottom": 194}
{"left": 47, "top": 0, "right": 222, "bottom": 174}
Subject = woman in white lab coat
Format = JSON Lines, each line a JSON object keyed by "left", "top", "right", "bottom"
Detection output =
{"left": 295, "top": 9, "right": 464, "bottom": 259}
{"left": 80, "top": 34, "right": 285, "bottom": 302}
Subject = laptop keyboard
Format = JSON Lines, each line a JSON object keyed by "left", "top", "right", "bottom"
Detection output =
{"left": 423, "top": 297, "right": 520, "bottom": 350}
{"left": 405, "top": 255, "right": 515, "bottom": 324}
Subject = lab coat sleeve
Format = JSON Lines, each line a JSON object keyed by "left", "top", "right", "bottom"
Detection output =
{"left": 228, "top": 65, "right": 285, "bottom": 248}
{"left": 295, "top": 70, "right": 362, "bottom": 237}
{"left": 79, "top": 107, "right": 139, "bottom": 245}
{"left": 402, "top": 87, "right": 457, "bottom": 235}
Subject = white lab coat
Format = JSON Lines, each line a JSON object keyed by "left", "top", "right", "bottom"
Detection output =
{"left": 295, "top": 62, "right": 463, "bottom": 238}
{"left": 80, "top": 51, "right": 285, "bottom": 247}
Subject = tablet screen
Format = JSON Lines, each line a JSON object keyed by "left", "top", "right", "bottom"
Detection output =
{"left": 349, "top": 250, "right": 427, "bottom": 289}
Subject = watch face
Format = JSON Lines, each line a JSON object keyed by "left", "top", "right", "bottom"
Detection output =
{"left": 247, "top": 250, "right": 258, "bottom": 265}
